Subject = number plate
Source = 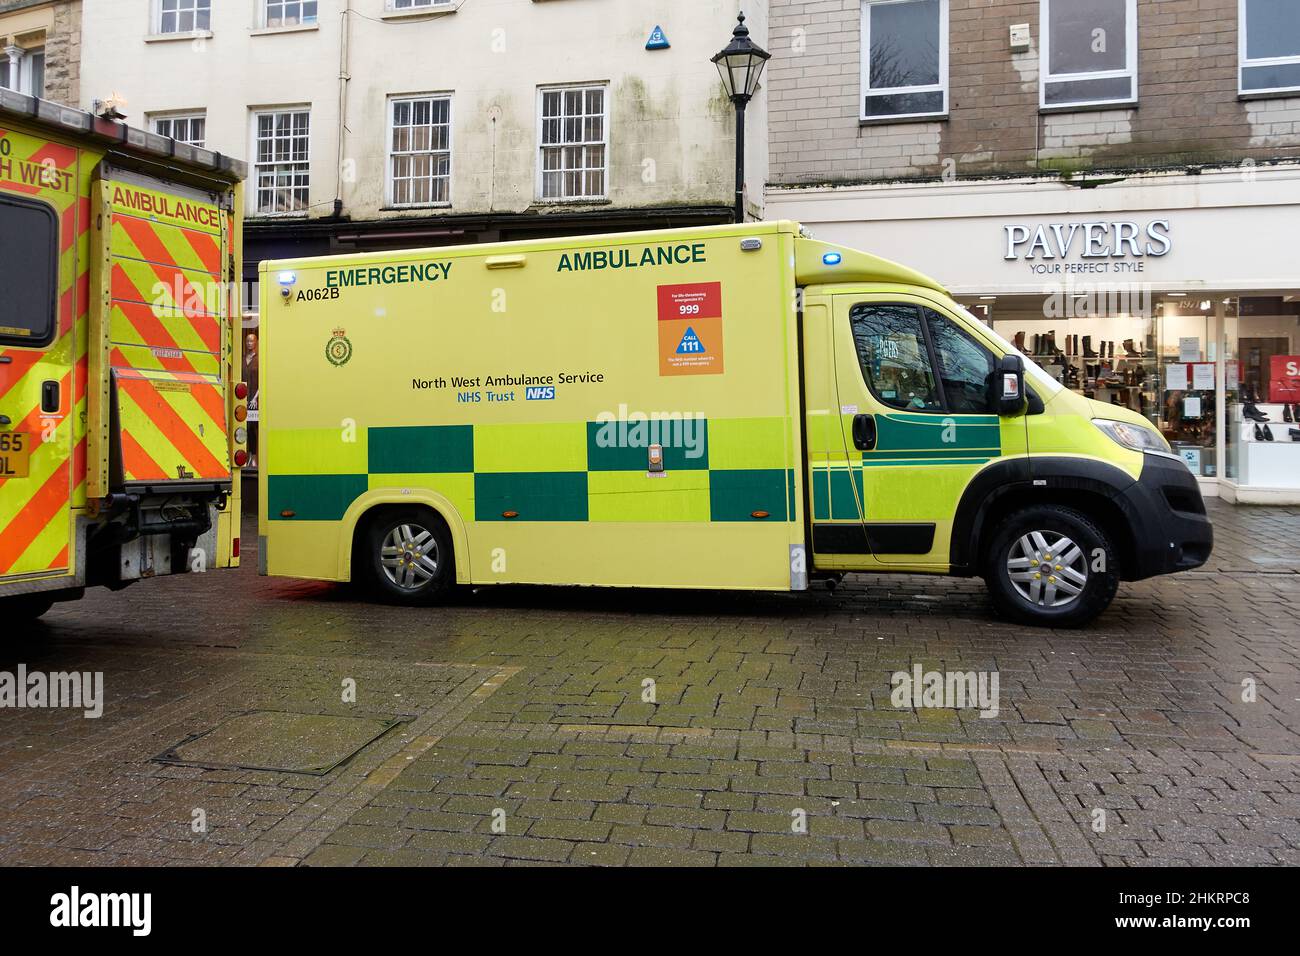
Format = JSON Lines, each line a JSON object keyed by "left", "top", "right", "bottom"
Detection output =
{"left": 0, "top": 431, "right": 32, "bottom": 478}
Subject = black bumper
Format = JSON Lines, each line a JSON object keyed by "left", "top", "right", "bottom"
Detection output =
{"left": 1115, "top": 453, "right": 1214, "bottom": 581}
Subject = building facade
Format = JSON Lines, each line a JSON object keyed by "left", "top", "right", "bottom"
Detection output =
{"left": 78, "top": 0, "right": 768, "bottom": 277}
{"left": 0, "top": 0, "right": 80, "bottom": 104}
{"left": 766, "top": 0, "right": 1300, "bottom": 503}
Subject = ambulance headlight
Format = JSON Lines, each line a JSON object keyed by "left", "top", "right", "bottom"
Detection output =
{"left": 1092, "top": 419, "right": 1170, "bottom": 454}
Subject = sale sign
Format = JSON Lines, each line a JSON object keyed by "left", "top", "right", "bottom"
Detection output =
{"left": 657, "top": 282, "right": 724, "bottom": 376}
{"left": 1269, "top": 355, "right": 1300, "bottom": 403}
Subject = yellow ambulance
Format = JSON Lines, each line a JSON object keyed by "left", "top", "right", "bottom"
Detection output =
{"left": 258, "top": 221, "right": 1211, "bottom": 627}
{"left": 0, "top": 92, "right": 248, "bottom": 622}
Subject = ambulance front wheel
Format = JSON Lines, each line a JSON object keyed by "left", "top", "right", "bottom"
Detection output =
{"left": 360, "top": 508, "right": 455, "bottom": 605}
{"left": 983, "top": 505, "right": 1120, "bottom": 628}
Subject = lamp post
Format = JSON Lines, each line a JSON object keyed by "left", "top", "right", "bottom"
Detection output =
{"left": 712, "top": 12, "right": 770, "bottom": 224}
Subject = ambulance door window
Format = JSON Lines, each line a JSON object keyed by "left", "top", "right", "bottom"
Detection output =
{"left": 848, "top": 303, "right": 942, "bottom": 412}
{"left": 0, "top": 194, "right": 59, "bottom": 347}
{"left": 923, "top": 308, "right": 995, "bottom": 414}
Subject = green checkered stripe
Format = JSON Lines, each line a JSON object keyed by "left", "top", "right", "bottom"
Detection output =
{"left": 814, "top": 412, "right": 1001, "bottom": 521}
{"left": 267, "top": 417, "right": 797, "bottom": 523}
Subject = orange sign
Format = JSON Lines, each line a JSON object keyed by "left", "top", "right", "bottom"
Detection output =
{"left": 657, "top": 282, "right": 724, "bottom": 376}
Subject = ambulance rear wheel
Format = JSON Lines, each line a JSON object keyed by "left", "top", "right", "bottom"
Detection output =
{"left": 983, "top": 505, "right": 1119, "bottom": 628}
{"left": 362, "top": 509, "right": 454, "bottom": 605}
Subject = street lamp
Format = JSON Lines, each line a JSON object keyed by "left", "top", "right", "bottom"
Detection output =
{"left": 712, "top": 12, "right": 770, "bottom": 223}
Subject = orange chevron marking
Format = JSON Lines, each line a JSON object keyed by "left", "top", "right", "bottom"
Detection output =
{"left": 115, "top": 375, "right": 227, "bottom": 478}
{"left": 0, "top": 437, "right": 80, "bottom": 574}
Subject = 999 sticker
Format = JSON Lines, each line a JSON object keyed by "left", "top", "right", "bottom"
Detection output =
{"left": 657, "top": 282, "right": 724, "bottom": 376}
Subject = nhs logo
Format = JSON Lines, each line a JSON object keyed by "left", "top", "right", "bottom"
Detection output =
{"left": 525, "top": 386, "right": 556, "bottom": 401}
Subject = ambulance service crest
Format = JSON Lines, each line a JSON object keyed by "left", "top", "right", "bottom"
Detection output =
{"left": 326, "top": 327, "right": 353, "bottom": 367}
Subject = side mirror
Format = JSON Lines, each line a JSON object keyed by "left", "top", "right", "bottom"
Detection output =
{"left": 993, "top": 353, "right": 1026, "bottom": 416}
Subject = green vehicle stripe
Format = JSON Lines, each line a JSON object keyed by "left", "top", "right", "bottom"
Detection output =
{"left": 585, "top": 419, "right": 710, "bottom": 471}
{"left": 268, "top": 474, "right": 368, "bottom": 521}
{"left": 369, "top": 425, "right": 474, "bottom": 474}
{"left": 710, "top": 468, "right": 790, "bottom": 522}
{"left": 475, "top": 471, "right": 589, "bottom": 522}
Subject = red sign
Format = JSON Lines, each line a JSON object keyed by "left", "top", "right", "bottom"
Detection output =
{"left": 657, "top": 282, "right": 722, "bottom": 322}
{"left": 1269, "top": 355, "right": 1300, "bottom": 402}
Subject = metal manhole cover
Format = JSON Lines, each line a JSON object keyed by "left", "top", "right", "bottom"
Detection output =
{"left": 155, "top": 711, "right": 407, "bottom": 775}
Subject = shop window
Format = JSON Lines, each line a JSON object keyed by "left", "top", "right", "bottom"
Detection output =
{"left": 850, "top": 303, "right": 942, "bottom": 411}
{"left": 861, "top": 0, "right": 948, "bottom": 120}
{"left": 0, "top": 195, "right": 59, "bottom": 348}
{"left": 1040, "top": 0, "right": 1137, "bottom": 109}
{"left": 1240, "top": 0, "right": 1300, "bottom": 95}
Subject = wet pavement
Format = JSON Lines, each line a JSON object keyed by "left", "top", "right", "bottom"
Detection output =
{"left": 1, "top": 499, "right": 1298, "bottom": 866}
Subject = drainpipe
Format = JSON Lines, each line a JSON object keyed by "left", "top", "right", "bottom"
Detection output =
{"left": 334, "top": 2, "right": 352, "bottom": 218}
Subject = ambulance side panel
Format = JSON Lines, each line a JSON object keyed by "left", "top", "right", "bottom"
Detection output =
{"left": 260, "top": 225, "right": 808, "bottom": 591}
{"left": 0, "top": 125, "right": 90, "bottom": 589}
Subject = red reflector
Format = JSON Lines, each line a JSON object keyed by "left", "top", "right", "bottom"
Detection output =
{"left": 232, "top": 537, "right": 240, "bottom": 558}
{"left": 233, "top": 449, "right": 249, "bottom": 467}
{"left": 502, "top": 510, "right": 519, "bottom": 519}
{"left": 234, "top": 382, "right": 249, "bottom": 400}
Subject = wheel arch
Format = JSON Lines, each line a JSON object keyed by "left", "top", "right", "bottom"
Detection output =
{"left": 336, "top": 489, "right": 471, "bottom": 584}
{"left": 952, "top": 457, "right": 1141, "bottom": 581}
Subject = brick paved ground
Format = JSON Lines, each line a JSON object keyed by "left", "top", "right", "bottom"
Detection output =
{"left": 1, "top": 499, "right": 1297, "bottom": 866}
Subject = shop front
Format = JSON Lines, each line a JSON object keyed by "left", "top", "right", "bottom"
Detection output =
{"left": 766, "top": 165, "right": 1300, "bottom": 503}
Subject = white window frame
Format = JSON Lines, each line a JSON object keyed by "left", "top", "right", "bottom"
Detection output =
{"left": 1238, "top": 0, "right": 1300, "bottom": 96}
{"left": 153, "top": 0, "right": 213, "bottom": 36}
{"left": 2, "top": 46, "right": 44, "bottom": 97}
{"left": 1039, "top": 0, "right": 1138, "bottom": 110}
{"left": 150, "top": 111, "right": 207, "bottom": 148}
{"left": 386, "top": 0, "right": 454, "bottom": 11}
{"left": 262, "top": 0, "right": 319, "bottom": 28}
{"left": 859, "top": 0, "right": 950, "bottom": 122}
{"left": 536, "top": 83, "right": 609, "bottom": 202}
{"left": 249, "top": 107, "right": 311, "bottom": 217}
{"left": 386, "top": 93, "right": 454, "bottom": 209}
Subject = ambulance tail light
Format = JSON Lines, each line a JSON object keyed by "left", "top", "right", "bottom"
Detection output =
{"left": 234, "top": 405, "right": 248, "bottom": 423}
{"left": 234, "top": 382, "right": 249, "bottom": 400}
{"left": 232, "top": 537, "right": 241, "bottom": 559}
{"left": 234, "top": 449, "right": 249, "bottom": 468}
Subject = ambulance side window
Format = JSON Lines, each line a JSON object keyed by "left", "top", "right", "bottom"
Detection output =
{"left": 0, "top": 194, "right": 59, "bottom": 348}
{"left": 924, "top": 308, "right": 995, "bottom": 414}
{"left": 849, "top": 303, "right": 942, "bottom": 412}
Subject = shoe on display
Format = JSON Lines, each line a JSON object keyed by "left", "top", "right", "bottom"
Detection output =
{"left": 1290, "top": 428, "right": 1300, "bottom": 441}
{"left": 1286, "top": 404, "right": 1295, "bottom": 424}
{"left": 1014, "top": 331, "right": 1026, "bottom": 352}
{"left": 1263, "top": 424, "right": 1275, "bottom": 442}
{"left": 1123, "top": 339, "right": 1141, "bottom": 357}
{"left": 1254, "top": 423, "right": 1264, "bottom": 441}
{"left": 1082, "top": 336, "right": 1098, "bottom": 358}
{"left": 1243, "top": 403, "right": 1269, "bottom": 422}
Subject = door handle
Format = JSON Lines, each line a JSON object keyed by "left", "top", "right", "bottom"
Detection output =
{"left": 852, "top": 414, "right": 877, "bottom": 451}
{"left": 41, "top": 380, "right": 60, "bottom": 414}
